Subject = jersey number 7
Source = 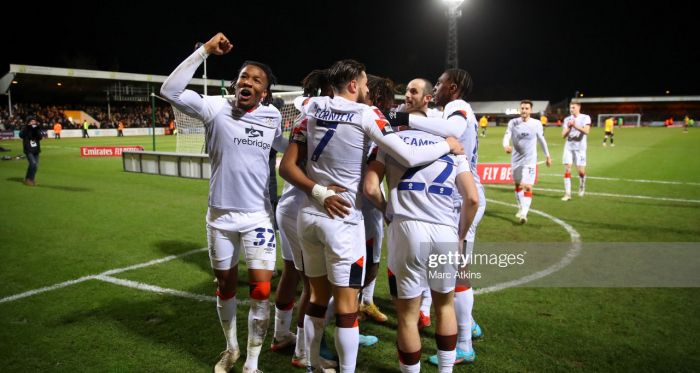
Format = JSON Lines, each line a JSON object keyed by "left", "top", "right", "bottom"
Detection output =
{"left": 311, "top": 120, "right": 338, "bottom": 162}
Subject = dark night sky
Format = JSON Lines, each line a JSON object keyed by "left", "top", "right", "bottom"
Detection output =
{"left": 3, "top": 0, "right": 698, "bottom": 103}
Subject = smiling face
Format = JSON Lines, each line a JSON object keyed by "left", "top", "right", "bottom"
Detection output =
{"left": 235, "top": 65, "right": 268, "bottom": 111}
{"left": 432, "top": 72, "right": 454, "bottom": 107}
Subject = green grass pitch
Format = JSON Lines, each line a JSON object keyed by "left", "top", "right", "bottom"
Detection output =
{"left": 1, "top": 126, "right": 699, "bottom": 372}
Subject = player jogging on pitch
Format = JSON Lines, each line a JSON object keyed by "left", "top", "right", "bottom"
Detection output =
{"left": 161, "top": 33, "right": 289, "bottom": 373}
{"left": 561, "top": 101, "right": 591, "bottom": 201}
{"left": 364, "top": 111, "right": 479, "bottom": 373}
{"left": 280, "top": 59, "right": 464, "bottom": 373}
{"left": 480, "top": 115, "right": 488, "bottom": 137}
{"left": 503, "top": 100, "right": 551, "bottom": 224}
{"left": 603, "top": 116, "right": 614, "bottom": 146}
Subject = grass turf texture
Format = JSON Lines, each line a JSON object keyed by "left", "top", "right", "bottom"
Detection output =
{"left": 1, "top": 127, "right": 699, "bottom": 372}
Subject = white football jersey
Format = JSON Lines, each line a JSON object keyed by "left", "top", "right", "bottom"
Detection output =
{"left": 504, "top": 117, "right": 549, "bottom": 166}
{"left": 564, "top": 114, "right": 591, "bottom": 151}
{"left": 295, "top": 96, "right": 449, "bottom": 224}
{"left": 449, "top": 100, "right": 486, "bottom": 209}
{"left": 277, "top": 114, "right": 309, "bottom": 219}
{"left": 378, "top": 130, "right": 470, "bottom": 228}
{"left": 392, "top": 104, "right": 442, "bottom": 118}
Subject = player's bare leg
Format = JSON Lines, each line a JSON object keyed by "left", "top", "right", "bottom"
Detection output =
{"left": 393, "top": 295, "right": 423, "bottom": 372}
{"left": 562, "top": 164, "right": 572, "bottom": 201}
{"left": 305, "top": 276, "right": 334, "bottom": 373}
{"left": 272, "top": 260, "right": 300, "bottom": 351}
{"left": 577, "top": 165, "right": 587, "bottom": 197}
{"left": 214, "top": 266, "right": 241, "bottom": 373}
{"left": 514, "top": 182, "right": 524, "bottom": 218}
{"left": 519, "top": 183, "right": 533, "bottom": 224}
{"left": 243, "top": 268, "right": 274, "bottom": 373}
{"left": 432, "top": 290, "right": 461, "bottom": 368}
{"left": 332, "top": 285, "right": 362, "bottom": 373}
{"left": 292, "top": 271, "right": 337, "bottom": 371}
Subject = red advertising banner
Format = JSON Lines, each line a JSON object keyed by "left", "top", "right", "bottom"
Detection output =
{"left": 477, "top": 163, "right": 538, "bottom": 184}
{"left": 81, "top": 146, "right": 144, "bottom": 157}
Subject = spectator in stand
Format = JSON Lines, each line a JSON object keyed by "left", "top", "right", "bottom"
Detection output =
{"left": 53, "top": 122, "right": 62, "bottom": 139}
{"left": 20, "top": 116, "right": 42, "bottom": 186}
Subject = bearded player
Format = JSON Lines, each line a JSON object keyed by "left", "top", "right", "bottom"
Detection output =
{"left": 280, "top": 59, "right": 464, "bottom": 373}
{"left": 503, "top": 100, "right": 551, "bottom": 224}
{"left": 162, "top": 33, "right": 289, "bottom": 373}
{"left": 395, "top": 78, "right": 442, "bottom": 118}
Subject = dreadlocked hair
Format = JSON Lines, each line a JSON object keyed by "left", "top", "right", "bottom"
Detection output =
{"left": 231, "top": 61, "right": 278, "bottom": 106}
{"left": 444, "top": 69, "right": 473, "bottom": 99}
{"left": 367, "top": 74, "right": 396, "bottom": 109}
{"left": 301, "top": 70, "right": 330, "bottom": 97}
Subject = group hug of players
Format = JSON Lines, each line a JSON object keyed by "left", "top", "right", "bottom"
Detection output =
{"left": 161, "top": 33, "right": 591, "bottom": 373}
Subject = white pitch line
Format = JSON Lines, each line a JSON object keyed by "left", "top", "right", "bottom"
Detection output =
{"left": 538, "top": 173, "right": 700, "bottom": 186}
{"left": 485, "top": 184, "right": 700, "bottom": 203}
{"left": 95, "top": 275, "right": 220, "bottom": 303}
{"left": 0, "top": 248, "right": 208, "bottom": 304}
{"left": 475, "top": 199, "right": 581, "bottom": 295}
{"left": 0, "top": 276, "right": 97, "bottom": 304}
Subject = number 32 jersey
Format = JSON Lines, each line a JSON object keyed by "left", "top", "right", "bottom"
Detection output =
{"left": 377, "top": 130, "right": 470, "bottom": 229}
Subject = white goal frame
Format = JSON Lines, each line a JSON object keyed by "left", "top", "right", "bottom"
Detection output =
{"left": 596, "top": 113, "right": 641, "bottom": 127}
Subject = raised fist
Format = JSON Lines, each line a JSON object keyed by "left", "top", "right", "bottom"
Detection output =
{"left": 204, "top": 33, "right": 233, "bottom": 56}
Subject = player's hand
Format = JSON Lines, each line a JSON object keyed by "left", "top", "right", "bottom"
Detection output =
{"left": 327, "top": 185, "right": 346, "bottom": 193}
{"left": 446, "top": 137, "right": 465, "bottom": 155}
{"left": 504, "top": 145, "right": 513, "bottom": 154}
{"left": 204, "top": 33, "right": 233, "bottom": 55}
{"left": 546, "top": 156, "right": 551, "bottom": 167}
{"left": 324, "top": 195, "right": 351, "bottom": 219}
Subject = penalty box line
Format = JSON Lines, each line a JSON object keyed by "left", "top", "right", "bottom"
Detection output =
{"left": 0, "top": 247, "right": 209, "bottom": 305}
{"left": 538, "top": 173, "right": 700, "bottom": 186}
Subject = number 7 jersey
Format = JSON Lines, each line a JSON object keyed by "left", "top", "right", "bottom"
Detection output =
{"left": 377, "top": 130, "right": 470, "bottom": 228}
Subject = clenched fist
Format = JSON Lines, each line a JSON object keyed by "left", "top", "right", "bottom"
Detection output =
{"left": 204, "top": 33, "right": 233, "bottom": 55}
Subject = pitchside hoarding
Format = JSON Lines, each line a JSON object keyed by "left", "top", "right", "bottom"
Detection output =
{"left": 477, "top": 164, "right": 538, "bottom": 184}
{"left": 81, "top": 146, "right": 144, "bottom": 157}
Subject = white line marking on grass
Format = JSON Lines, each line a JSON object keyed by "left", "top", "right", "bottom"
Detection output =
{"left": 538, "top": 173, "right": 700, "bottom": 186}
{"left": 0, "top": 276, "right": 97, "bottom": 304}
{"left": 485, "top": 184, "right": 700, "bottom": 203}
{"left": 0, "top": 248, "right": 208, "bottom": 304}
{"left": 475, "top": 199, "right": 582, "bottom": 295}
{"left": 95, "top": 275, "right": 218, "bottom": 303}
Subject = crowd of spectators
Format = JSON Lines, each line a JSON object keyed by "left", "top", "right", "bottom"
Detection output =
{"left": 0, "top": 103, "right": 174, "bottom": 131}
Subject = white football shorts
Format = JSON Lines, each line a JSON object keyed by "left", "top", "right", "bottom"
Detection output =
{"left": 512, "top": 164, "right": 537, "bottom": 185}
{"left": 206, "top": 208, "right": 276, "bottom": 271}
{"left": 298, "top": 212, "right": 366, "bottom": 287}
{"left": 276, "top": 209, "right": 304, "bottom": 271}
{"left": 562, "top": 149, "right": 587, "bottom": 166}
{"left": 387, "top": 219, "right": 459, "bottom": 299}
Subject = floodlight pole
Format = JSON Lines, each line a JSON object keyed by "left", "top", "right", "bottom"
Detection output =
{"left": 7, "top": 90, "right": 11, "bottom": 117}
{"left": 444, "top": 0, "right": 464, "bottom": 70}
{"left": 151, "top": 87, "right": 156, "bottom": 151}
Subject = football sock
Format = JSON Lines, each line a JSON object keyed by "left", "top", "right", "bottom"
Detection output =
{"left": 515, "top": 188, "right": 524, "bottom": 210}
{"left": 579, "top": 173, "right": 586, "bottom": 189}
{"left": 243, "top": 298, "right": 270, "bottom": 371}
{"left": 295, "top": 326, "right": 305, "bottom": 358}
{"left": 362, "top": 278, "right": 376, "bottom": 305}
{"left": 454, "top": 287, "right": 474, "bottom": 353}
{"left": 305, "top": 303, "right": 328, "bottom": 370}
{"left": 336, "top": 313, "right": 360, "bottom": 372}
{"left": 522, "top": 192, "right": 533, "bottom": 217}
{"left": 216, "top": 291, "right": 239, "bottom": 351}
{"left": 436, "top": 334, "right": 458, "bottom": 372}
{"left": 398, "top": 347, "right": 422, "bottom": 373}
{"left": 273, "top": 299, "right": 294, "bottom": 341}
{"left": 604, "top": 137, "right": 607, "bottom": 144}
{"left": 610, "top": 138, "right": 614, "bottom": 144}
{"left": 564, "top": 173, "right": 571, "bottom": 195}
{"left": 420, "top": 288, "right": 432, "bottom": 317}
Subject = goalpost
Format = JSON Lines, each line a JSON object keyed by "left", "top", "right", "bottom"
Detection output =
{"left": 596, "top": 113, "right": 641, "bottom": 127}
{"left": 162, "top": 91, "right": 303, "bottom": 154}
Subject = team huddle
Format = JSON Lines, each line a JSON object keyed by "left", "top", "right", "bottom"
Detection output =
{"left": 162, "top": 33, "right": 590, "bottom": 373}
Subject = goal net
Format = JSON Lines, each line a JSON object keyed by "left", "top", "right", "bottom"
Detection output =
{"left": 596, "top": 113, "right": 641, "bottom": 127}
{"left": 166, "top": 91, "right": 303, "bottom": 155}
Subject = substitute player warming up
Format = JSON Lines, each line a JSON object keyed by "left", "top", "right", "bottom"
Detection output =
{"left": 503, "top": 100, "right": 551, "bottom": 224}
{"left": 561, "top": 101, "right": 590, "bottom": 200}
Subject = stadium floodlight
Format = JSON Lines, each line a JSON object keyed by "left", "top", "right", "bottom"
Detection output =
{"left": 443, "top": 0, "right": 464, "bottom": 70}
{"left": 195, "top": 42, "right": 207, "bottom": 96}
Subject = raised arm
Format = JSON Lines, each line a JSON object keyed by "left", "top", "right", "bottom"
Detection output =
{"left": 160, "top": 33, "right": 233, "bottom": 120}
{"left": 384, "top": 112, "right": 466, "bottom": 138}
